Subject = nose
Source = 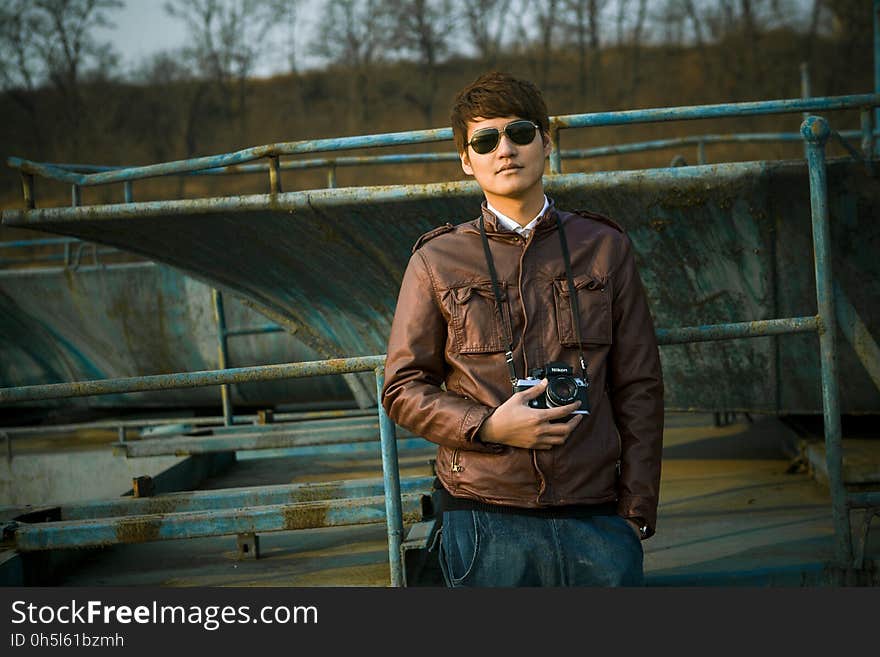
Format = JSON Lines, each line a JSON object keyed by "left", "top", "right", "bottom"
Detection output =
{"left": 496, "top": 131, "right": 517, "bottom": 156}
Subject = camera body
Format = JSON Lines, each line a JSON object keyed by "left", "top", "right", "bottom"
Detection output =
{"left": 514, "top": 361, "right": 590, "bottom": 417}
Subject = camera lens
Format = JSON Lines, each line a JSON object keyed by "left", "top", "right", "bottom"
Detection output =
{"left": 546, "top": 376, "right": 578, "bottom": 407}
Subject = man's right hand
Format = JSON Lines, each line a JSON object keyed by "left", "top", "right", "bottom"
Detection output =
{"left": 477, "top": 379, "right": 584, "bottom": 450}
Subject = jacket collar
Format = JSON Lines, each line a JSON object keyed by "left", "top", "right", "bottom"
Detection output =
{"left": 475, "top": 197, "right": 559, "bottom": 236}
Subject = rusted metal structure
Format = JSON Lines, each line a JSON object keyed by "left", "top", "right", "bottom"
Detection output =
{"left": 3, "top": 95, "right": 879, "bottom": 414}
{"left": 1, "top": 85, "right": 879, "bottom": 585}
{"left": 0, "top": 258, "right": 357, "bottom": 411}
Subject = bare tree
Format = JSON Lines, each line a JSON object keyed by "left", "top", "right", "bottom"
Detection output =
{"left": 533, "top": 0, "right": 560, "bottom": 90}
{"left": 311, "top": 0, "right": 389, "bottom": 128}
{"left": 458, "top": 0, "right": 512, "bottom": 67}
{"left": 627, "top": 0, "right": 648, "bottom": 103}
{"left": 681, "top": 0, "right": 713, "bottom": 85}
{"left": 0, "top": 0, "right": 45, "bottom": 153}
{"left": 563, "top": 0, "right": 607, "bottom": 99}
{"left": 383, "top": 0, "right": 455, "bottom": 125}
{"left": 0, "top": 0, "right": 122, "bottom": 158}
{"left": 164, "top": 0, "right": 289, "bottom": 141}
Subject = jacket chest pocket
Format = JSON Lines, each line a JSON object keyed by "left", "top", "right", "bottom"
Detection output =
{"left": 553, "top": 275, "right": 612, "bottom": 346}
{"left": 444, "top": 282, "right": 512, "bottom": 354}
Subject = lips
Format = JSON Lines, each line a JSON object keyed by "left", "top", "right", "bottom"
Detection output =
{"left": 497, "top": 164, "right": 522, "bottom": 173}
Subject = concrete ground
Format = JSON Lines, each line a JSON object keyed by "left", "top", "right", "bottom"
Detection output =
{"left": 13, "top": 412, "right": 880, "bottom": 587}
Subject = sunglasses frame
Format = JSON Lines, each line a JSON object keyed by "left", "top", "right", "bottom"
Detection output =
{"left": 467, "top": 119, "right": 541, "bottom": 155}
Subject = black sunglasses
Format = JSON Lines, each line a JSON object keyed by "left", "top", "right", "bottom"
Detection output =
{"left": 467, "top": 120, "right": 540, "bottom": 154}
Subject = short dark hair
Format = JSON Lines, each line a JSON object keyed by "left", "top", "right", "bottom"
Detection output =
{"left": 450, "top": 71, "right": 550, "bottom": 154}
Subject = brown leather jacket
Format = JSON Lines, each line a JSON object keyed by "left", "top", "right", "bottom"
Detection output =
{"left": 382, "top": 200, "right": 664, "bottom": 536}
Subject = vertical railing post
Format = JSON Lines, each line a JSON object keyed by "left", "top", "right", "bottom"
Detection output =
{"left": 21, "top": 173, "right": 35, "bottom": 209}
{"left": 124, "top": 181, "right": 134, "bottom": 204}
{"left": 874, "top": 0, "right": 879, "bottom": 149}
{"left": 71, "top": 185, "right": 81, "bottom": 207}
{"left": 801, "top": 61, "right": 812, "bottom": 160}
{"left": 861, "top": 109, "right": 875, "bottom": 169}
{"left": 327, "top": 163, "right": 337, "bottom": 189}
{"left": 212, "top": 289, "right": 234, "bottom": 427}
{"left": 268, "top": 156, "right": 282, "bottom": 193}
{"left": 801, "top": 115, "right": 853, "bottom": 574}
{"left": 549, "top": 122, "right": 562, "bottom": 174}
{"left": 375, "top": 366, "right": 404, "bottom": 587}
{"left": 697, "top": 140, "right": 707, "bottom": 165}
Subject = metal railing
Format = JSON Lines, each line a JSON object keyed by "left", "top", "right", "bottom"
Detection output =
{"left": 0, "top": 355, "right": 416, "bottom": 587}
{"left": 8, "top": 127, "right": 875, "bottom": 196}
{"left": 2, "top": 94, "right": 880, "bottom": 583}
{"left": 6, "top": 93, "right": 880, "bottom": 209}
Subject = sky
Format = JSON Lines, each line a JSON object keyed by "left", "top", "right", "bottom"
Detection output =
{"left": 95, "top": 0, "right": 324, "bottom": 78}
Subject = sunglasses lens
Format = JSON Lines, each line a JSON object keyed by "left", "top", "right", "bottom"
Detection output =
{"left": 470, "top": 129, "right": 500, "bottom": 154}
{"left": 507, "top": 121, "right": 537, "bottom": 145}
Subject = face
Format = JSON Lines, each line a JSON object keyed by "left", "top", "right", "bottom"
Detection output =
{"left": 460, "top": 115, "right": 551, "bottom": 205}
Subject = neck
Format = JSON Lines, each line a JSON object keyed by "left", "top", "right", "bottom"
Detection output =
{"left": 485, "top": 189, "right": 546, "bottom": 227}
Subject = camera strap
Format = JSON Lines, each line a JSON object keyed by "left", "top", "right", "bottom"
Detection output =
{"left": 478, "top": 214, "right": 519, "bottom": 388}
{"left": 555, "top": 214, "right": 591, "bottom": 386}
{"left": 477, "top": 211, "right": 591, "bottom": 389}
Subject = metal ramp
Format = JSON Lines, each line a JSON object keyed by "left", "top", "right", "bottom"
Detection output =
{"left": 3, "top": 158, "right": 879, "bottom": 413}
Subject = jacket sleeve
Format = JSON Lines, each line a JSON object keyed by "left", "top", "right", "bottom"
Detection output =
{"left": 381, "top": 250, "right": 498, "bottom": 453}
{"left": 608, "top": 235, "right": 664, "bottom": 538}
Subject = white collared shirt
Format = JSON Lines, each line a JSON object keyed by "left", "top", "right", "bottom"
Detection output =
{"left": 486, "top": 195, "right": 550, "bottom": 239}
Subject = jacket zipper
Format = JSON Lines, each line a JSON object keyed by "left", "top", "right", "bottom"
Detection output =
{"left": 532, "top": 449, "right": 547, "bottom": 501}
{"left": 517, "top": 232, "right": 531, "bottom": 376}
{"left": 519, "top": 231, "right": 546, "bottom": 500}
{"left": 615, "top": 414, "right": 623, "bottom": 477}
{"left": 451, "top": 448, "right": 463, "bottom": 473}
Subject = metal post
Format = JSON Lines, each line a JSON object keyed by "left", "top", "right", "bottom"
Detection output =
{"left": 801, "top": 115, "right": 853, "bottom": 572}
{"left": 861, "top": 109, "right": 875, "bottom": 168}
{"left": 801, "top": 62, "right": 812, "bottom": 160}
{"left": 21, "top": 173, "right": 35, "bottom": 209}
{"left": 549, "top": 123, "right": 562, "bottom": 174}
{"left": 124, "top": 181, "right": 134, "bottom": 203}
{"left": 211, "top": 289, "right": 234, "bottom": 427}
{"left": 375, "top": 367, "right": 404, "bottom": 587}
{"left": 268, "top": 156, "right": 282, "bottom": 193}
{"left": 327, "top": 163, "right": 337, "bottom": 189}
{"left": 71, "top": 185, "right": 81, "bottom": 207}
{"left": 697, "top": 140, "right": 707, "bottom": 165}
{"left": 874, "top": 0, "right": 880, "bottom": 146}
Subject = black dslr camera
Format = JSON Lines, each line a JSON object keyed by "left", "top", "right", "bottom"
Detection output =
{"left": 514, "top": 362, "right": 590, "bottom": 417}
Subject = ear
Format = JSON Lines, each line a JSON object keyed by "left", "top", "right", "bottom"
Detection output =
{"left": 542, "top": 131, "right": 552, "bottom": 158}
{"left": 460, "top": 150, "right": 474, "bottom": 176}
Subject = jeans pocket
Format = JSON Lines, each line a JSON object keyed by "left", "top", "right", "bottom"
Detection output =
{"left": 439, "top": 511, "right": 480, "bottom": 587}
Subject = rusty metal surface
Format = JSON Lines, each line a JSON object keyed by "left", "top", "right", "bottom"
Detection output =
{"left": 9, "top": 492, "right": 427, "bottom": 551}
{"left": 3, "top": 159, "right": 878, "bottom": 413}
{"left": 0, "top": 261, "right": 354, "bottom": 408}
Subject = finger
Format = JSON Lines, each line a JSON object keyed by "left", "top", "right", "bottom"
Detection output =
{"left": 532, "top": 436, "right": 565, "bottom": 449}
{"left": 537, "top": 415, "right": 582, "bottom": 438}
{"left": 537, "top": 400, "right": 582, "bottom": 421}
{"left": 516, "top": 378, "right": 548, "bottom": 401}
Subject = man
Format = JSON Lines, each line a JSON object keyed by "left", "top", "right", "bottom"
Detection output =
{"left": 382, "top": 72, "right": 663, "bottom": 587}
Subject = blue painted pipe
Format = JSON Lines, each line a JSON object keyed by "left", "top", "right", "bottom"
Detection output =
{"left": 53, "top": 475, "right": 435, "bottom": 521}
{"left": 7, "top": 94, "right": 879, "bottom": 188}
{"left": 801, "top": 115, "right": 853, "bottom": 570}
{"left": 375, "top": 368, "right": 405, "bottom": 588}
{"left": 0, "top": 313, "right": 827, "bottom": 405}
{"left": 554, "top": 94, "right": 880, "bottom": 130}
{"left": 20, "top": 129, "right": 872, "bottom": 180}
{"left": 0, "top": 355, "right": 387, "bottom": 403}
{"left": 9, "top": 493, "right": 426, "bottom": 552}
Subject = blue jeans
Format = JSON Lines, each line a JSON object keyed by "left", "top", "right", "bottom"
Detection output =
{"left": 438, "top": 510, "right": 644, "bottom": 587}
